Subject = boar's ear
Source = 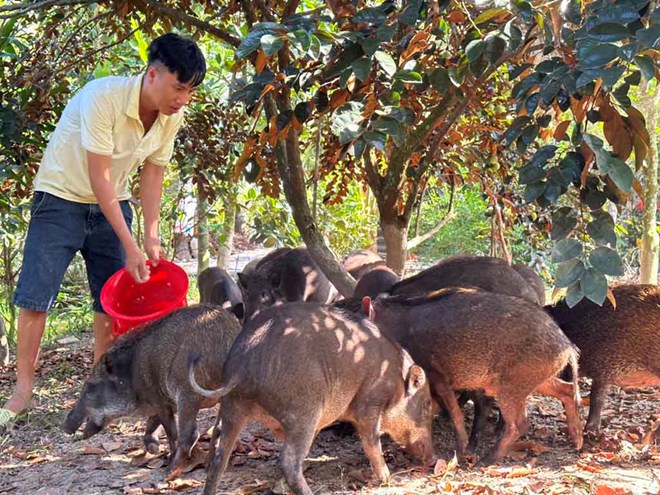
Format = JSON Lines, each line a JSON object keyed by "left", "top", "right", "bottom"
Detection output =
{"left": 405, "top": 365, "right": 426, "bottom": 396}
{"left": 237, "top": 272, "right": 249, "bottom": 289}
{"left": 229, "top": 303, "right": 245, "bottom": 321}
{"left": 269, "top": 268, "right": 282, "bottom": 288}
{"left": 361, "top": 297, "right": 375, "bottom": 320}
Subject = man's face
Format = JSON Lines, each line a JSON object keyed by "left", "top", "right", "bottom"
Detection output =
{"left": 146, "top": 65, "right": 196, "bottom": 116}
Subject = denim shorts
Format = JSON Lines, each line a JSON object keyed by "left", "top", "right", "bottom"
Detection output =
{"left": 13, "top": 192, "right": 133, "bottom": 313}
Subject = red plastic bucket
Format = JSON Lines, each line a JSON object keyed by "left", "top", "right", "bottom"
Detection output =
{"left": 101, "top": 259, "right": 189, "bottom": 336}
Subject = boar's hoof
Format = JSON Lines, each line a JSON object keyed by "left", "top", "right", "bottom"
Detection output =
{"left": 144, "top": 438, "right": 160, "bottom": 455}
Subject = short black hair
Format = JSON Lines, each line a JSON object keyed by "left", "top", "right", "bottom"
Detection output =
{"left": 147, "top": 33, "right": 206, "bottom": 87}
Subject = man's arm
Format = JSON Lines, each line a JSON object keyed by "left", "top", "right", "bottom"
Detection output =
{"left": 140, "top": 161, "right": 165, "bottom": 263}
{"left": 87, "top": 151, "right": 149, "bottom": 283}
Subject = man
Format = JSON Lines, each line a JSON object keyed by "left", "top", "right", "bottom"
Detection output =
{"left": 0, "top": 33, "right": 206, "bottom": 426}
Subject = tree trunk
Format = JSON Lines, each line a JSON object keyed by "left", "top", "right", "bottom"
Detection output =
{"left": 217, "top": 189, "right": 237, "bottom": 270}
{"left": 381, "top": 215, "right": 409, "bottom": 277}
{"left": 264, "top": 96, "right": 356, "bottom": 297}
{"left": 640, "top": 80, "right": 659, "bottom": 284}
{"left": 196, "top": 189, "right": 210, "bottom": 276}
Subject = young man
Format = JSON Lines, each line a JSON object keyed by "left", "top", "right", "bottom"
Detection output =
{"left": 0, "top": 33, "right": 206, "bottom": 425}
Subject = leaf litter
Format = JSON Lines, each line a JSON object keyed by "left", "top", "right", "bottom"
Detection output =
{"left": 0, "top": 340, "right": 658, "bottom": 494}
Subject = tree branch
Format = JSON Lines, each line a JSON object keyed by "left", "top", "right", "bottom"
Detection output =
{"left": 0, "top": 0, "right": 96, "bottom": 18}
{"left": 407, "top": 181, "right": 455, "bottom": 250}
{"left": 254, "top": 0, "right": 276, "bottom": 22}
{"left": 142, "top": 0, "right": 240, "bottom": 47}
{"left": 239, "top": 0, "right": 257, "bottom": 28}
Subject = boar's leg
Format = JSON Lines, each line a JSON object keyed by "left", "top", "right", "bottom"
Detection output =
{"left": 428, "top": 370, "right": 468, "bottom": 459}
{"left": 353, "top": 414, "right": 390, "bottom": 481}
{"left": 143, "top": 416, "right": 161, "bottom": 454}
{"left": 585, "top": 377, "right": 607, "bottom": 433}
{"left": 478, "top": 394, "right": 527, "bottom": 466}
{"left": 537, "top": 376, "right": 583, "bottom": 449}
{"left": 157, "top": 408, "right": 178, "bottom": 460}
{"left": 278, "top": 420, "right": 318, "bottom": 495}
{"left": 204, "top": 403, "right": 247, "bottom": 495}
{"left": 467, "top": 392, "right": 495, "bottom": 454}
{"left": 167, "top": 401, "right": 202, "bottom": 479}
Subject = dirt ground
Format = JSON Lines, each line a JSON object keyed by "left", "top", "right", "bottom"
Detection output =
{"left": 0, "top": 338, "right": 659, "bottom": 495}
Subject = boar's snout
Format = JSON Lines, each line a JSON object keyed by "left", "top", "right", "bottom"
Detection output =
{"left": 407, "top": 437, "right": 435, "bottom": 466}
{"left": 62, "top": 403, "right": 86, "bottom": 435}
{"left": 82, "top": 418, "right": 105, "bottom": 439}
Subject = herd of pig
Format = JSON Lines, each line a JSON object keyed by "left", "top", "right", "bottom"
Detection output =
{"left": 62, "top": 248, "right": 660, "bottom": 495}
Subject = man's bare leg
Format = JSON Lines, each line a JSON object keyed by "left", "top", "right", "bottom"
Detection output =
{"left": 93, "top": 312, "right": 114, "bottom": 363}
{"left": 2, "top": 308, "right": 47, "bottom": 414}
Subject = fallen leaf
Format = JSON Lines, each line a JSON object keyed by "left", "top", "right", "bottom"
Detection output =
{"left": 592, "top": 484, "right": 630, "bottom": 495}
{"left": 446, "top": 452, "right": 458, "bottom": 473}
{"left": 509, "top": 450, "right": 528, "bottom": 462}
{"left": 141, "top": 489, "right": 161, "bottom": 494}
{"left": 102, "top": 441, "right": 123, "bottom": 452}
{"left": 81, "top": 446, "right": 106, "bottom": 455}
{"left": 505, "top": 466, "right": 538, "bottom": 478}
{"left": 167, "top": 478, "right": 201, "bottom": 491}
{"left": 576, "top": 460, "right": 603, "bottom": 473}
{"left": 239, "top": 480, "right": 274, "bottom": 494}
{"left": 147, "top": 458, "right": 165, "bottom": 470}
{"left": 433, "top": 458, "right": 447, "bottom": 476}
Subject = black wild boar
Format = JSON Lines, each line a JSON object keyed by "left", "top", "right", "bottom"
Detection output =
{"left": 241, "top": 247, "right": 292, "bottom": 275}
{"left": 354, "top": 263, "right": 400, "bottom": 298}
{"left": 197, "top": 267, "right": 243, "bottom": 311}
{"left": 342, "top": 249, "right": 383, "bottom": 278}
{"left": 237, "top": 247, "right": 338, "bottom": 319}
{"left": 62, "top": 305, "right": 241, "bottom": 477}
{"left": 547, "top": 284, "right": 660, "bottom": 432}
{"left": 390, "top": 256, "right": 541, "bottom": 304}
{"left": 366, "top": 288, "right": 583, "bottom": 465}
{"left": 513, "top": 264, "right": 546, "bottom": 305}
{"left": 190, "top": 302, "right": 435, "bottom": 495}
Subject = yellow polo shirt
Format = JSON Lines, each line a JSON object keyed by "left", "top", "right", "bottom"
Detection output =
{"left": 33, "top": 75, "right": 184, "bottom": 203}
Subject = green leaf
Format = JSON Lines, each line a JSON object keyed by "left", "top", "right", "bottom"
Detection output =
{"left": 581, "top": 268, "right": 608, "bottom": 305}
{"left": 544, "top": 180, "right": 562, "bottom": 201}
{"left": 361, "top": 38, "right": 379, "bottom": 57}
{"left": 474, "top": 7, "right": 508, "bottom": 24}
{"left": 503, "top": 116, "right": 532, "bottom": 145}
{"left": 589, "top": 246, "right": 624, "bottom": 276}
{"left": 331, "top": 102, "right": 364, "bottom": 145}
{"left": 600, "top": 155, "right": 633, "bottom": 192}
{"left": 484, "top": 35, "right": 507, "bottom": 65}
{"left": 261, "top": 34, "right": 284, "bottom": 56}
{"left": 585, "top": 188, "right": 607, "bottom": 210}
{"left": 551, "top": 207, "right": 578, "bottom": 241}
{"left": 634, "top": 54, "right": 656, "bottom": 81}
{"left": 376, "top": 23, "right": 398, "bottom": 42}
{"left": 524, "top": 182, "right": 547, "bottom": 202}
{"left": 429, "top": 67, "right": 450, "bottom": 91}
{"left": 374, "top": 51, "right": 396, "bottom": 77}
{"left": 353, "top": 6, "right": 389, "bottom": 24}
{"left": 352, "top": 58, "right": 372, "bottom": 82}
{"left": 399, "top": 0, "right": 423, "bottom": 25}
{"left": 552, "top": 238, "right": 583, "bottom": 263}
{"left": 395, "top": 70, "right": 423, "bottom": 83}
{"left": 580, "top": 44, "right": 620, "bottom": 69}
{"left": 565, "top": 282, "right": 584, "bottom": 308}
{"left": 587, "top": 23, "right": 630, "bottom": 42}
{"left": 466, "top": 40, "right": 485, "bottom": 62}
{"left": 555, "top": 259, "right": 586, "bottom": 288}
{"left": 364, "top": 131, "right": 387, "bottom": 151}
{"left": 587, "top": 211, "right": 617, "bottom": 247}
{"left": 637, "top": 24, "right": 660, "bottom": 49}
{"left": 373, "top": 117, "right": 404, "bottom": 146}
{"left": 519, "top": 163, "right": 546, "bottom": 184}
{"left": 237, "top": 22, "right": 287, "bottom": 60}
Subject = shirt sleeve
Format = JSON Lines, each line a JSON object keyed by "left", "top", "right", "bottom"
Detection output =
{"left": 146, "top": 112, "right": 185, "bottom": 167}
{"left": 79, "top": 88, "right": 116, "bottom": 156}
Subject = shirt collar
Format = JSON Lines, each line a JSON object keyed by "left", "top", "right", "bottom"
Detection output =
{"left": 126, "top": 74, "right": 169, "bottom": 126}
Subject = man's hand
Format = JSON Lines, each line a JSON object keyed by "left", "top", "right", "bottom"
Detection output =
{"left": 125, "top": 243, "right": 150, "bottom": 283}
{"left": 144, "top": 236, "right": 163, "bottom": 265}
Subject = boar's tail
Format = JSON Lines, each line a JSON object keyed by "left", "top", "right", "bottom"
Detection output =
{"left": 188, "top": 353, "right": 236, "bottom": 398}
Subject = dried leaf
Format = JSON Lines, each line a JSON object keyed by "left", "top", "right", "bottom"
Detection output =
{"left": 102, "top": 441, "right": 123, "bottom": 452}
{"left": 81, "top": 446, "right": 106, "bottom": 455}
{"left": 505, "top": 466, "right": 539, "bottom": 478}
{"left": 167, "top": 478, "right": 202, "bottom": 491}
{"left": 593, "top": 484, "right": 629, "bottom": 495}
{"left": 147, "top": 458, "right": 165, "bottom": 470}
{"left": 554, "top": 120, "right": 571, "bottom": 141}
{"left": 433, "top": 458, "right": 447, "bottom": 476}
